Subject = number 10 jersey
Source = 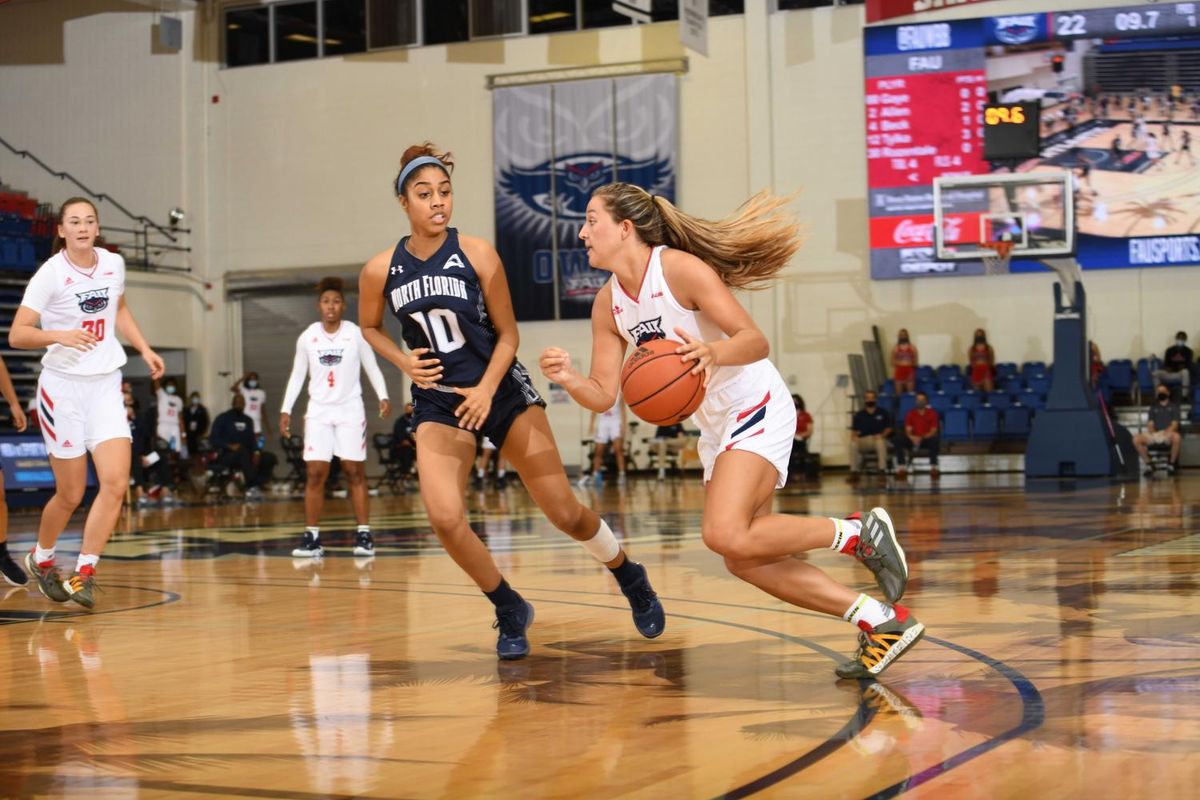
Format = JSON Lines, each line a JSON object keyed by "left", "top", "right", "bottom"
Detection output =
{"left": 385, "top": 228, "right": 498, "bottom": 388}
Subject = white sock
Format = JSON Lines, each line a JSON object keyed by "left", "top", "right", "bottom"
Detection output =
{"left": 476, "top": 468, "right": 484, "bottom": 478}
{"left": 497, "top": 469, "right": 506, "bottom": 478}
{"left": 306, "top": 526, "right": 320, "bottom": 540}
{"left": 843, "top": 593, "right": 895, "bottom": 630}
{"left": 829, "top": 518, "right": 862, "bottom": 552}
{"left": 357, "top": 525, "right": 370, "bottom": 534}
{"left": 76, "top": 553, "right": 100, "bottom": 572}
{"left": 34, "top": 545, "right": 55, "bottom": 566}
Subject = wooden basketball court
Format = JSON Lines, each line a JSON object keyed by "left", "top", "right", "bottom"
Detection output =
{"left": 2, "top": 473, "right": 1197, "bottom": 798}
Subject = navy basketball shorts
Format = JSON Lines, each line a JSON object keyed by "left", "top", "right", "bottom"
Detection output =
{"left": 412, "top": 360, "right": 545, "bottom": 449}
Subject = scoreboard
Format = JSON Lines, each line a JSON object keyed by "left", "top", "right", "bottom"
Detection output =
{"left": 865, "top": 2, "right": 1200, "bottom": 279}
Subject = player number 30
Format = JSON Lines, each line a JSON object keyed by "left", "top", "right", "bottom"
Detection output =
{"left": 81, "top": 319, "right": 106, "bottom": 341}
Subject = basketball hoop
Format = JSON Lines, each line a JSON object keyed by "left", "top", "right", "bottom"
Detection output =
{"left": 980, "top": 240, "right": 1014, "bottom": 275}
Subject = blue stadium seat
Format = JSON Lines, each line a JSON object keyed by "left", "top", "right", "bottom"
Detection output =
{"left": 1018, "top": 389, "right": 1047, "bottom": 410}
{"left": 1106, "top": 359, "right": 1134, "bottom": 395}
{"left": 1026, "top": 374, "right": 1050, "bottom": 395}
{"left": 995, "top": 362, "right": 1019, "bottom": 380}
{"left": 943, "top": 407, "right": 971, "bottom": 442}
{"left": 875, "top": 392, "right": 896, "bottom": 415}
{"left": 1137, "top": 358, "right": 1158, "bottom": 398}
{"left": 1002, "top": 406, "right": 1032, "bottom": 439}
{"left": 973, "top": 407, "right": 999, "bottom": 440}
{"left": 880, "top": 379, "right": 895, "bottom": 395}
{"left": 897, "top": 392, "right": 917, "bottom": 422}
{"left": 999, "top": 375, "right": 1024, "bottom": 394}
{"left": 16, "top": 239, "right": 35, "bottom": 270}
{"left": 0, "top": 238, "right": 16, "bottom": 266}
{"left": 1192, "top": 385, "right": 1200, "bottom": 422}
{"left": 930, "top": 391, "right": 954, "bottom": 415}
{"left": 957, "top": 390, "right": 982, "bottom": 412}
{"left": 916, "top": 365, "right": 935, "bottom": 384}
{"left": 916, "top": 380, "right": 937, "bottom": 399}
{"left": 936, "top": 364, "right": 963, "bottom": 382}
{"left": 939, "top": 376, "right": 964, "bottom": 396}
{"left": 986, "top": 391, "right": 1012, "bottom": 411}
{"left": 1021, "top": 361, "right": 1048, "bottom": 379}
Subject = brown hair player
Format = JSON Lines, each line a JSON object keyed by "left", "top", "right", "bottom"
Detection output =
{"left": 9, "top": 197, "right": 165, "bottom": 609}
{"left": 540, "top": 183, "right": 924, "bottom": 679}
{"left": 0, "top": 355, "right": 29, "bottom": 588}
{"left": 357, "top": 142, "right": 665, "bottom": 660}
{"left": 279, "top": 277, "right": 390, "bottom": 560}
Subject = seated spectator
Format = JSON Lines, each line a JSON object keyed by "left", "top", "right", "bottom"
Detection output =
{"left": 793, "top": 394, "right": 813, "bottom": 454}
{"left": 1089, "top": 340, "right": 1105, "bottom": 389}
{"left": 210, "top": 393, "right": 277, "bottom": 499}
{"left": 848, "top": 390, "right": 893, "bottom": 480}
{"left": 896, "top": 391, "right": 940, "bottom": 479}
{"left": 1133, "top": 384, "right": 1182, "bottom": 476}
{"left": 968, "top": 328, "right": 995, "bottom": 392}
{"left": 891, "top": 329, "right": 918, "bottom": 394}
{"left": 651, "top": 423, "right": 687, "bottom": 481}
{"left": 391, "top": 401, "right": 417, "bottom": 478}
{"left": 183, "top": 392, "right": 210, "bottom": 462}
{"left": 1154, "top": 330, "right": 1193, "bottom": 395}
{"left": 128, "top": 397, "right": 177, "bottom": 507}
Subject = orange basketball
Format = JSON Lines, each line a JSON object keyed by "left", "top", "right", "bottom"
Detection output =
{"left": 621, "top": 338, "right": 706, "bottom": 425}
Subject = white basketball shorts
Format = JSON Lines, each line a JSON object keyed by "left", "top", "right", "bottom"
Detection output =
{"left": 36, "top": 369, "right": 131, "bottom": 459}
{"left": 693, "top": 367, "right": 796, "bottom": 489}
{"left": 303, "top": 401, "right": 367, "bottom": 462}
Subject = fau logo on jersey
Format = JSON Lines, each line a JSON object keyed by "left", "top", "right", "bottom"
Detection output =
{"left": 627, "top": 316, "right": 665, "bottom": 345}
{"left": 318, "top": 349, "right": 344, "bottom": 366}
{"left": 75, "top": 288, "right": 109, "bottom": 313}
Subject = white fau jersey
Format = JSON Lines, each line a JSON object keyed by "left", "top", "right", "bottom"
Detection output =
{"left": 609, "top": 245, "right": 776, "bottom": 401}
{"left": 239, "top": 386, "right": 267, "bottom": 433}
{"left": 157, "top": 389, "right": 183, "bottom": 430}
{"left": 20, "top": 247, "right": 127, "bottom": 376}
{"left": 281, "top": 321, "right": 388, "bottom": 413}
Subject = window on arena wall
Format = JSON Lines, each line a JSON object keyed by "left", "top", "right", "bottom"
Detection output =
{"left": 225, "top": 5, "right": 271, "bottom": 67}
{"left": 274, "top": 1, "right": 319, "bottom": 62}
{"left": 324, "top": 0, "right": 368, "bottom": 55}
{"left": 367, "top": 0, "right": 418, "bottom": 48}
{"left": 471, "top": 0, "right": 525, "bottom": 37}
{"left": 424, "top": 0, "right": 470, "bottom": 44}
{"left": 776, "top": 0, "right": 863, "bottom": 9}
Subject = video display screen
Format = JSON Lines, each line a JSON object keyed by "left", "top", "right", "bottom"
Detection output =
{"left": 865, "top": 3, "right": 1200, "bottom": 278}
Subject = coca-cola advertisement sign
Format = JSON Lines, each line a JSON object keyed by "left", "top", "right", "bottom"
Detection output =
{"left": 870, "top": 214, "right": 973, "bottom": 249}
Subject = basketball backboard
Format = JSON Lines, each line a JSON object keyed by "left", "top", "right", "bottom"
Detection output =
{"left": 932, "top": 171, "right": 1075, "bottom": 267}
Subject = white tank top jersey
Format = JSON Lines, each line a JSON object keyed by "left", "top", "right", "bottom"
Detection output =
{"left": 280, "top": 320, "right": 389, "bottom": 413}
{"left": 19, "top": 247, "right": 127, "bottom": 376}
{"left": 156, "top": 389, "right": 183, "bottom": 428}
{"left": 609, "top": 245, "right": 777, "bottom": 400}
{"left": 239, "top": 386, "right": 267, "bottom": 433}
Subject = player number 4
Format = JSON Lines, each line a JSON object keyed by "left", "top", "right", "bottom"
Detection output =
{"left": 82, "top": 319, "right": 106, "bottom": 341}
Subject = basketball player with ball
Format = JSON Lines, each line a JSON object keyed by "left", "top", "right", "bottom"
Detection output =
{"left": 540, "top": 184, "right": 924, "bottom": 679}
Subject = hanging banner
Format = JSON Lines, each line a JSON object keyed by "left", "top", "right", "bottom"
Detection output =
{"left": 494, "top": 74, "right": 677, "bottom": 321}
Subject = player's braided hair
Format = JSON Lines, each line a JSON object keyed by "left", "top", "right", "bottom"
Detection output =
{"left": 592, "top": 183, "right": 802, "bottom": 290}
{"left": 52, "top": 197, "right": 99, "bottom": 255}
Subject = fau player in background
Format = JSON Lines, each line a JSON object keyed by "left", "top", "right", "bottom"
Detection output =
{"left": 281, "top": 277, "right": 390, "bottom": 560}
{"left": 358, "top": 142, "right": 664, "bottom": 660}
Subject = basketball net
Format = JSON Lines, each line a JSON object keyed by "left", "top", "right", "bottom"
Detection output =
{"left": 980, "top": 240, "right": 1014, "bottom": 275}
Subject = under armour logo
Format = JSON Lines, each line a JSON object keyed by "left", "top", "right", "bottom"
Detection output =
{"left": 443, "top": 253, "right": 466, "bottom": 270}
{"left": 390, "top": 265, "right": 404, "bottom": 275}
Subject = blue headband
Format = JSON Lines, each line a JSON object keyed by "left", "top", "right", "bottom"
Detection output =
{"left": 395, "top": 156, "right": 449, "bottom": 194}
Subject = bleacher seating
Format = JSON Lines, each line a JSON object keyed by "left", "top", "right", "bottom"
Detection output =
{"left": 1002, "top": 407, "right": 1032, "bottom": 439}
{"left": 943, "top": 407, "right": 971, "bottom": 442}
{"left": 986, "top": 391, "right": 1012, "bottom": 411}
{"left": 1136, "top": 357, "right": 1158, "bottom": 399}
{"left": 973, "top": 407, "right": 1000, "bottom": 440}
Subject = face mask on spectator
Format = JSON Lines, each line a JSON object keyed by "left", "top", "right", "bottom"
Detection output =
{"left": 1177, "top": 338, "right": 1187, "bottom": 346}
{"left": 165, "top": 385, "right": 176, "bottom": 395}
{"left": 190, "top": 395, "right": 200, "bottom": 406}
{"left": 246, "top": 380, "right": 259, "bottom": 389}
{"left": 1158, "top": 391, "right": 1170, "bottom": 403}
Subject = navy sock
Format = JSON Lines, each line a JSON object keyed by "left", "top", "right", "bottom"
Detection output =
{"left": 608, "top": 557, "right": 643, "bottom": 588}
{"left": 0, "top": 541, "right": 7, "bottom": 557}
{"left": 484, "top": 578, "right": 522, "bottom": 609}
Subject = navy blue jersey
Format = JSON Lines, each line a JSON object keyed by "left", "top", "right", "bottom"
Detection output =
{"left": 385, "top": 228, "right": 498, "bottom": 387}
